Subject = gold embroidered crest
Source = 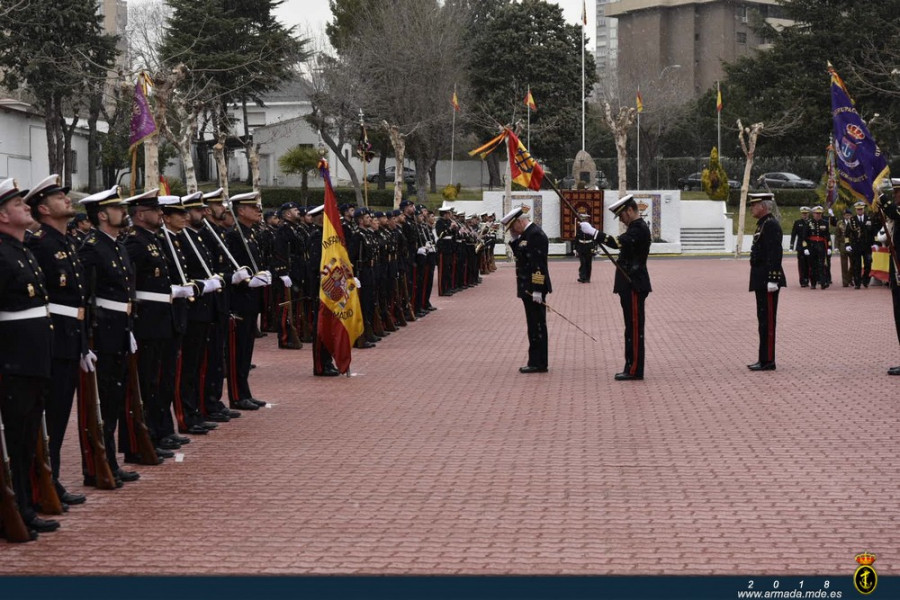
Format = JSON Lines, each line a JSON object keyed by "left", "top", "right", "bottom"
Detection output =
{"left": 531, "top": 272, "right": 545, "bottom": 285}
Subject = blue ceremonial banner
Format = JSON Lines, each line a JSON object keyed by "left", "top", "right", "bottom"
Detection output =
{"left": 830, "top": 64, "right": 889, "bottom": 205}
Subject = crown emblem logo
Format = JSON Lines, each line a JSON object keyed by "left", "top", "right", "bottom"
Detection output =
{"left": 853, "top": 550, "right": 878, "bottom": 595}
{"left": 855, "top": 551, "right": 876, "bottom": 566}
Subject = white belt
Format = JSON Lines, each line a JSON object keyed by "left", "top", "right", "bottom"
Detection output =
{"left": 135, "top": 290, "right": 172, "bottom": 304}
{"left": 0, "top": 305, "right": 50, "bottom": 322}
{"left": 96, "top": 298, "right": 132, "bottom": 314}
{"left": 48, "top": 303, "right": 84, "bottom": 320}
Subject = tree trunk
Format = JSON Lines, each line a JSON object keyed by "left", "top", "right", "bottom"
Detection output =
{"left": 735, "top": 119, "right": 764, "bottom": 258}
{"left": 486, "top": 152, "right": 501, "bottom": 189}
{"left": 603, "top": 102, "right": 637, "bottom": 197}
{"left": 377, "top": 153, "right": 387, "bottom": 190}
{"left": 61, "top": 112, "right": 77, "bottom": 189}
{"left": 44, "top": 94, "right": 63, "bottom": 175}
{"left": 249, "top": 143, "right": 261, "bottom": 192}
{"left": 384, "top": 122, "right": 406, "bottom": 209}
{"left": 429, "top": 160, "right": 437, "bottom": 194}
{"left": 87, "top": 92, "right": 102, "bottom": 192}
{"left": 213, "top": 133, "right": 229, "bottom": 198}
{"left": 242, "top": 98, "right": 253, "bottom": 186}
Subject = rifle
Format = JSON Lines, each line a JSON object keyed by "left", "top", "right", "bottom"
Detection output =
{"left": 33, "top": 411, "right": 63, "bottom": 514}
{"left": 80, "top": 268, "right": 118, "bottom": 490}
{"left": 0, "top": 409, "right": 31, "bottom": 542}
{"left": 278, "top": 284, "right": 302, "bottom": 348}
{"left": 125, "top": 353, "right": 159, "bottom": 465}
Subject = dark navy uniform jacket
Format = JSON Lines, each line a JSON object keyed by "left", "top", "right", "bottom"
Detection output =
{"left": 749, "top": 213, "right": 787, "bottom": 292}
{"left": 125, "top": 226, "right": 175, "bottom": 340}
{"left": 226, "top": 222, "right": 263, "bottom": 316}
{"left": 605, "top": 217, "right": 652, "bottom": 295}
{"left": 0, "top": 232, "right": 53, "bottom": 378}
{"left": 510, "top": 222, "right": 552, "bottom": 300}
{"left": 79, "top": 230, "right": 134, "bottom": 354}
{"left": 27, "top": 224, "right": 86, "bottom": 360}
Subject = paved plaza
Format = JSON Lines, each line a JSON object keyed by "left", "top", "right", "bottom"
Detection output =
{"left": 1, "top": 256, "right": 897, "bottom": 575}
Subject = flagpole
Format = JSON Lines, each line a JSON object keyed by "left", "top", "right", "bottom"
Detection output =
{"left": 581, "top": 12, "right": 585, "bottom": 152}
{"left": 527, "top": 86, "right": 531, "bottom": 153}
{"left": 450, "top": 85, "right": 457, "bottom": 186}
{"left": 636, "top": 88, "right": 641, "bottom": 190}
{"left": 717, "top": 81, "right": 722, "bottom": 154}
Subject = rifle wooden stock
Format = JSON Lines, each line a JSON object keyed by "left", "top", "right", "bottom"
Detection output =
{"left": 283, "top": 286, "right": 302, "bottom": 348}
{"left": 372, "top": 298, "right": 386, "bottom": 337}
{"left": 79, "top": 369, "right": 117, "bottom": 490}
{"left": 0, "top": 410, "right": 31, "bottom": 542}
{"left": 298, "top": 297, "right": 313, "bottom": 342}
{"left": 126, "top": 354, "right": 159, "bottom": 465}
{"left": 33, "top": 412, "right": 63, "bottom": 514}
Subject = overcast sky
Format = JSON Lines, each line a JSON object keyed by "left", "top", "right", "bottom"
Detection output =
{"left": 274, "top": 0, "right": 596, "bottom": 51}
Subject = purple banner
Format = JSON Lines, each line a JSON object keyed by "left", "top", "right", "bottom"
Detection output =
{"left": 830, "top": 67, "right": 889, "bottom": 205}
{"left": 129, "top": 80, "right": 157, "bottom": 151}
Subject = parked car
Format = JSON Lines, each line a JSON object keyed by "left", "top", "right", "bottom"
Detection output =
{"left": 755, "top": 172, "right": 816, "bottom": 189}
{"left": 366, "top": 166, "right": 416, "bottom": 184}
{"left": 677, "top": 172, "right": 740, "bottom": 191}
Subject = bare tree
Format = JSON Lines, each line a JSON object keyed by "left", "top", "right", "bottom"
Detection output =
{"left": 602, "top": 102, "right": 637, "bottom": 197}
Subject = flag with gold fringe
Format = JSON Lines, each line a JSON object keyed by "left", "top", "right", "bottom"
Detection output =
{"left": 524, "top": 88, "right": 537, "bottom": 112}
{"left": 506, "top": 128, "right": 544, "bottom": 191}
{"left": 636, "top": 90, "right": 643, "bottom": 114}
{"left": 316, "top": 159, "right": 363, "bottom": 373}
{"left": 829, "top": 63, "right": 889, "bottom": 206}
{"left": 451, "top": 90, "right": 460, "bottom": 112}
{"left": 716, "top": 83, "right": 723, "bottom": 114}
{"left": 129, "top": 72, "right": 156, "bottom": 153}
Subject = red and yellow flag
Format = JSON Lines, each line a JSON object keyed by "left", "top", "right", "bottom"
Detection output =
{"left": 159, "top": 176, "right": 170, "bottom": 195}
{"left": 524, "top": 88, "right": 537, "bottom": 112}
{"left": 636, "top": 90, "right": 643, "bottom": 113}
{"left": 316, "top": 159, "right": 363, "bottom": 373}
{"left": 716, "top": 82, "right": 723, "bottom": 113}
{"left": 451, "top": 90, "right": 460, "bottom": 112}
{"left": 506, "top": 128, "right": 544, "bottom": 191}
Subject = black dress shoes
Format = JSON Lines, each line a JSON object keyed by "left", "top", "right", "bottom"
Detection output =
{"left": 518, "top": 366, "right": 548, "bottom": 374}
{"left": 115, "top": 469, "right": 140, "bottom": 482}
{"left": 315, "top": 368, "right": 340, "bottom": 377}
{"left": 358, "top": 341, "right": 376, "bottom": 349}
{"left": 125, "top": 453, "right": 164, "bottom": 465}
{"left": 206, "top": 412, "right": 230, "bottom": 423}
{"left": 167, "top": 434, "right": 191, "bottom": 445}
{"left": 888, "top": 366, "right": 900, "bottom": 376}
{"left": 158, "top": 437, "right": 181, "bottom": 450}
{"left": 747, "top": 362, "right": 776, "bottom": 371}
{"left": 59, "top": 490, "right": 86, "bottom": 505}
{"left": 249, "top": 398, "right": 267, "bottom": 407}
{"left": 614, "top": 372, "right": 643, "bottom": 381}
{"left": 180, "top": 425, "right": 209, "bottom": 435}
{"left": 226, "top": 409, "right": 241, "bottom": 418}
{"left": 155, "top": 447, "right": 175, "bottom": 459}
{"left": 231, "top": 398, "right": 259, "bottom": 411}
{"left": 27, "top": 516, "right": 60, "bottom": 533}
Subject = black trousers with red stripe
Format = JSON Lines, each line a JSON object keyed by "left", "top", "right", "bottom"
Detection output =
{"left": 177, "top": 321, "right": 209, "bottom": 429}
{"left": 521, "top": 297, "right": 548, "bottom": 370}
{"left": 619, "top": 291, "right": 647, "bottom": 377}
{"left": 755, "top": 290, "right": 779, "bottom": 364}
{"left": 0, "top": 374, "right": 46, "bottom": 521}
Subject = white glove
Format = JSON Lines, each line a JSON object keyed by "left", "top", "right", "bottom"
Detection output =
{"left": 201, "top": 278, "right": 222, "bottom": 294}
{"left": 803, "top": 249, "right": 810, "bottom": 256}
{"left": 231, "top": 267, "right": 251, "bottom": 284}
{"left": 845, "top": 245, "right": 852, "bottom": 253}
{"left": 353, "top": 277, "right": 361, "bottom": 289}
{"left": 280, "top": 275, "right": 293, "bottom": 288}
{"left": 531, "top": 291, "right": 543, "bottom": 304}
{"left": 828, "top": 208, "right": 834, "bottom": 216}
{"left": 579, "top": 221, "right": 598, "bottom": 237}
{"left": 258, "top": 270, "right": 272, "bottom": 284}
{"left": 827, "top": 248, "right": 832, "bottom": 256}
{"left": 417, "top": 247, "right": 427, "bottom": 256}
{"left": 79, "top": 350, "right": 97, "bottom": 373}
{"left": 766, "top": 282, "right": 779, "bottom": 293}
{"left": 876, "top": 230, "right": 887, "bottom": 243}
{"left": 129, "top": 332, "right": 138, "bottom": 354}
{"left": 171, "top": 284, "right": 195, "bottom": 299}
{"left": 248, "top": 274, "right": 269, "bottom": 288}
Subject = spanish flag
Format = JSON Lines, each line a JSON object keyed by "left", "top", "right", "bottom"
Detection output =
{"left": 716, "top": 82, "right": 723, "bottom": 113}
{"left": 316, "top": 159, "right": 363, "bottom": 373}
{"left": 468, "top": 130, "right": 507, "bottom": 159}
{"left": 506, "top": 128, "right": 544, "bottom": 191}
{"left": 451, "top": 90, "right": 460, "bottom": 112}
{"left": 636, "top": 90, "right": 643, "bottom": 113}
{"left": 524, "top": 88, "right": 537, "bottom": 112}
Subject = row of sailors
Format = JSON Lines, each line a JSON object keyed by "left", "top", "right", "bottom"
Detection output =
{"left": 0, "top": 176, "right": 286, "bottom": 541}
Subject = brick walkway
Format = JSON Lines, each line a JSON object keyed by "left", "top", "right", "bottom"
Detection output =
{"left": 2, "top": 256, "right": 898, "bottom": 575}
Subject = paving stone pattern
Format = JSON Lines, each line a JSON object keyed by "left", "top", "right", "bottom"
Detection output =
{"left": 1, "top": 256, "right": 897, "bottom": 575}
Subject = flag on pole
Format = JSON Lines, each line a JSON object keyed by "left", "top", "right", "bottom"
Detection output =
{"left": 506, "top": 128, "right": 544, "bottom": 191}
{"left": 451, "top": 90, "right": 460, "bottom": 112}
{"left": 159, "top": 176, "right": 170, "bottom": 196}
{"left": 829, "top": 63, "right": 889, "bottom": 206}
{"left": 316, "top": 159, "right": 364, "bottom": 373}
{"left": 129, "top": 73, "right": 157, "bottom": 153}
{"left": 581, "top": 0, "right": 587, "bottom": 25}
{"left": 825, "top": 142, "right": 838, "bottom": 208}
{"left": 468, "top": 131, "right": 507, "bottom": 159}
{"left": 716, "top": 83, "right": 723, "bottom": 113}
{"left": 636, "top": 90, "right": 643, "bottom": 113}
{"left": 524, "top": 88, "right": 537, "bottom": 112}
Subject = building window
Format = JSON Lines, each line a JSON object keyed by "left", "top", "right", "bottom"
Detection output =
{"left": 737, "top": 32, "right": 747, "bottom": 44}
{"left": 247, "top": 112, "right": 266, "bottom": 128}
{"left": 69, "top": 150, "right": 78, "bottom": 174}
{"left": 737, "top": 5, "right": 748, "bottom": 22}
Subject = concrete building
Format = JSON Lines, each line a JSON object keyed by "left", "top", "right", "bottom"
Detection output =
{"left": 595, "top": 0, "right": 620, "bottom": 85}
{"left": 605, "top": 0, "right": 789, "bottom": 98}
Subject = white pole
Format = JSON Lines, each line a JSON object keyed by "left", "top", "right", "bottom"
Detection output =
{"left": 581, "top": 16, "right": 585, "bottom": 151}
{"left": 636, "top": 110, "right": 641, "bottom": 190}
{"left": 450, "top": 96, "right": 456, "bottom": 186}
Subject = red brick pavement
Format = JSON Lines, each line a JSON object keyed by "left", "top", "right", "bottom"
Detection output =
{"left": 1, "top": 256, "right": 898, "bottom": 575}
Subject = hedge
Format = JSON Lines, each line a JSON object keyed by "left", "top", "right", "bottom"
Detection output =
{"left": 218, "top": 185, "right": 397, "bottom": 208}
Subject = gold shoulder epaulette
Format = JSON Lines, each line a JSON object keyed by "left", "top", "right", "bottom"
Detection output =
{"left": 531, "top": 271, "right": 545, "bottom": 285}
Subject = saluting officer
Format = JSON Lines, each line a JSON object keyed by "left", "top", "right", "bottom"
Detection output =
{"left": 747, "top": 193, "right": 786, "bottom": 371}
{"left": 24, "top": 175, "right": 88, "bottom": 507}
{"left": 580, "top": 195, "right": 652, "bottom": 380}
{"left": 0, "top": 178, "right": 58, "bottom": 538}
{"left": 225, "top": 192, "right": 272, "bottom": 409}
{"left": 502, "top": 205, "right": 551, "bottom": 374}
{"left": 78, "top": 187, "right": 141, "bottom": 486}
